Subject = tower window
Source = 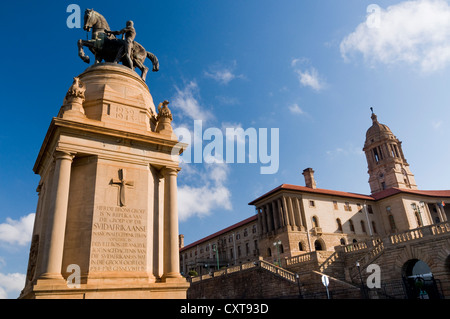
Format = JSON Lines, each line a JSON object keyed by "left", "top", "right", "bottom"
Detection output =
{"left": 393, "top": 144, "right": 400, "bottom": 157}
{"left": 373, "top": 148, "right": 380, "bottom": 163}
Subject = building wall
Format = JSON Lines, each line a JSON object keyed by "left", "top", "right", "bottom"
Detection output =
{"left": 180, "top": 219, "right": 259, "bottom": 275}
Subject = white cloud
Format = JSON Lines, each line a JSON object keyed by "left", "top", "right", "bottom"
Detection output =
{"left": 290, "top": 58, "right": 326, "bottom": 91}
{"left": 0, "top": 213, "right": 34, "bottom": 246}
{"left": 288, "top": 103, "right": 305, "bottom": 115}
{"left": 0, "top": 272, "right": 25, "bottom": 299}
{"left": 178, "top": 162, "right": 232, "bottom": 221}
{"left": 295, "top": 68, "right": 325, "bottom": 91}
{"left": 172, "top": 81, "right": 213, "bottom": 122}
{"left": 340, "top": 0, "right": 450, "bottom": 72}
{"left": 204, "top": 61, "right": 245, "bottom": 85}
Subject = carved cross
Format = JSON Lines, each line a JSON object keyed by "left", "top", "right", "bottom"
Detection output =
{"left": 110, "top": 168, "right": 134, "bottom": 206}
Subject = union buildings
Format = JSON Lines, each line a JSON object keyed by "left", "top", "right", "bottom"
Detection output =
{"left": 179, "top": 112, "right": 450, "bottom": 298}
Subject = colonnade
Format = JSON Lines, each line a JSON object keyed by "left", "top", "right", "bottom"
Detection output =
{"left": 256, "top": 195, "right": 307, "bottom": 235}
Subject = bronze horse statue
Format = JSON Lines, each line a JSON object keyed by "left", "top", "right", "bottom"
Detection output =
{"left": 77, "top": 9, "right": 159, "bottom": 81}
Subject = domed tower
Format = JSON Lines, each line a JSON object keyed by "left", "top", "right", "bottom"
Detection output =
{"left": 363, "top": 111, "right": 418, "bottom": 194}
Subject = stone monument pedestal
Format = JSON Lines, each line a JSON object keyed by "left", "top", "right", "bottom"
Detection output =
{"left": 20, "top": 63, "right": 189, "bottom": 299}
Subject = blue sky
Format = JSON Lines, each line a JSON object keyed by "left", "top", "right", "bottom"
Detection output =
{"left": 1, "top": 0, "right": 450, "bottom": 298}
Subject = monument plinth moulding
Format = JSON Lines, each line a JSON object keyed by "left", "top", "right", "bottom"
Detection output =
{"left": 20, "top": 60, "right": 189, "bottom": 298}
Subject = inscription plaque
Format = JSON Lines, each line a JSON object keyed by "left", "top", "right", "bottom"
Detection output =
{"left": 90, "top": 205, "right": 147, "bottom": 272}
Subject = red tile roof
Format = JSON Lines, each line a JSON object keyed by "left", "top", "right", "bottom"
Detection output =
{"left": 372, "top": 187, "right": 450, "bottom": 200}
{"left": 248, "top": 184, "right": 374, "bottom": 205}
{"left": 180, "top": 214, "right": 258, "bottom": 252}
{"left": 248, "top": 184, "right": 450, "bottom": 205}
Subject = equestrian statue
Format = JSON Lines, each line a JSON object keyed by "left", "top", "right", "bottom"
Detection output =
{"left": 77, "top": 9, "right": 159, "bottom": 81}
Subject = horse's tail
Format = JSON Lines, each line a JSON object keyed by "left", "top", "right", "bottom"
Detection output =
{"left": 147, "top": 51, "right": 159, "bottom": 72}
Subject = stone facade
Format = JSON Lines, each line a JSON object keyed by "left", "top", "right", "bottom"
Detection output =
{"left": 180, "top": 216, "right": 259, "bottom": 276}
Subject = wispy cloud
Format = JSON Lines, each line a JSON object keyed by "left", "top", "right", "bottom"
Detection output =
{"left": 288, "top": 103, "right": 305, "bottom": 115}
{"left": 295, "top": 68, "right": 325, "bottom": 91}
{"left": 326, "top": 145, "right": 364, "bottom": 159}
{"left": 204, "top": 61, "right": 245, "bottom": 85}
{"left": 291, "top": 58, "right": 326, "bottom": 91}
{"left": 172, "top": 81, "right": 213, "bottom": 122}
{"left": 340, "top": 0, "right": 450, "bottom": 73}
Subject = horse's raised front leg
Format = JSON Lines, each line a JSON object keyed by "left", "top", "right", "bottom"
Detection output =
{"left": 77, "top": 39, "right": 92, "bottom": 64}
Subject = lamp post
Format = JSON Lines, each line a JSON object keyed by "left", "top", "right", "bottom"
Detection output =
{"left": 356, "top": 261, "right": 367, "bottom": 299}
{"left": 296, "top": 273, "right": 303, "bottom": 299}
{"left": 273, "top": 240, "right": 281, "bottom": 266}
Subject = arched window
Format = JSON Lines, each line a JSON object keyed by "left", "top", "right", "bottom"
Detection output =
{"left": 314, "top": 240, "right": 324, "bottom": 251}
{"left": 336, "top": 218, "right": 343, "bottom": 232}
{"left": 340, "top": 238, "right": 346, "bottom": 245}
{"left": 279, "top": 244, "right": 284, "bottom": 253}
{"left": 298, "top": 241, "right": 304, "bottom": 251}
{"left": 312, "top": 216, "right": 319, "bottom": 228}
{"left": 349, "top": 219, "right": 355, "bottom": 233}
{"left": 402, "top": 168, "right": 410, "bottom": 188}
{"left": 360, "top": 220, "right": 367, "bottom": 233}
{"left": 371, "top": 221, "right": 377, "bottom": 234}
{"left": 388, "top": 214, "right": 396, "bottom": 231}
{"left": 267, "top": 247, "right": 272, "bottom": 257}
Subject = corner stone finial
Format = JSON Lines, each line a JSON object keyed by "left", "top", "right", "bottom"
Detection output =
{"left": 58, "top": 77, "right": 87, "bottom": 119}
{"left": 64, "top": 77, "right": 86, "bottom": 103}
{"left": 157, "top": 100, "right": 173, "bottom": 121}
{"left": 155, "top": 100, "right": 175, "bottom": 138}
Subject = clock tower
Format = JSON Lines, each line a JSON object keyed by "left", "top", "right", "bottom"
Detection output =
{"left": 363, "top": 111, "right": 418, "bottom": 194}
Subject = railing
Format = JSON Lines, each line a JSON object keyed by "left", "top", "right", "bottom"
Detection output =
{"left": 189, "top": 259, "right": 297, "bottom": 284}
{"left": 389, "top": 228, "right": 424, "bottom": 244}
{"left": 389, "top": 222, "right": 450, "bottom": 245}
{"left": 259, "top": 260, "right": 297, "bottom": 283}
{"left": 343, "top": 241, "right": 368, "bottom": 253}
{"left": 431, "top": 222, "right": 450, "bottom": 235}
{"left": 286, "top": 252, "right": 313, "bottom": 266}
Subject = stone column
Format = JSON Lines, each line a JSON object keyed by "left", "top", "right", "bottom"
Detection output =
{"left": 271, "top": 201, "right": 279, "bottom": 230}
{"left": 282, "top": 196, "right": 290, "bottom": 226}
{"left": 435, "top": 204, "right": 445, "bottom": 223}
{"left": 277, "top": 199, "right": 285, "bottom": 227}
{"left": 261, "top": 206, "right": 267, "bottom": 234}
{"left": 294, "top": 197, "right": 304, "bottom": 229}
{"left": 287, "top": 197, "right": 296, "bottom": 228}
{"left": 266, "top": 204, "right": 273, "bottom": 232}
{"left": 439, "top": 204, "right": 448, "bottom": 222}
{"left": 162, "top": 167, "right": 183, "bottom": 281}
{"left": 40, "top": 151, "right": 74, "bottom": 280}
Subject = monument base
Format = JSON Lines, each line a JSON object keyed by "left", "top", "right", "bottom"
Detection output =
{"left": 19, "top": 280, "right": 190, "bottom": 299}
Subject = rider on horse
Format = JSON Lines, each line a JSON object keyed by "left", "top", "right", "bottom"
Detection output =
{"left": 105, "top": 20, "right": 136, "bottom": 68}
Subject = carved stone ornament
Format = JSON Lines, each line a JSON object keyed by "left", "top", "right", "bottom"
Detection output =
{"left": 64, "top": 77, "right": 86, "bottom": 103}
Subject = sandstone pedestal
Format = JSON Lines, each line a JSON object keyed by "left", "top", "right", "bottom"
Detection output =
{"left": 20, "top": 63, "right": 189, "bottom": 299}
